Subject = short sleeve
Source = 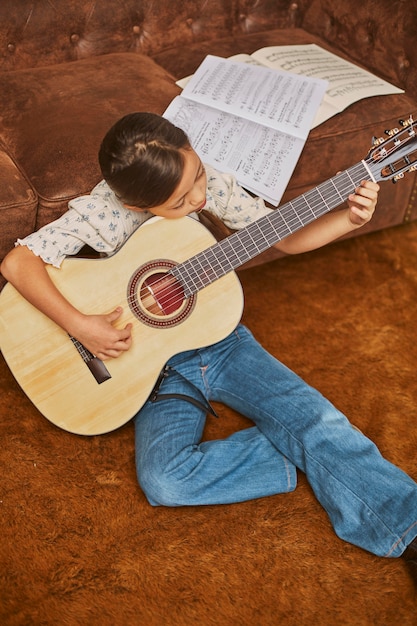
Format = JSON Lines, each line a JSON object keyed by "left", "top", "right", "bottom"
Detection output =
{"left": 204, "top": 164, "right": 273, "bottom": 229}
{"left": 16, "top": 181, "right": 150, "bottom": 267}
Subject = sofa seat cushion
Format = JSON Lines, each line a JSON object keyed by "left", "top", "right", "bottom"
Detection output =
{"left": 0, "top": 53, "right": 181, "bottom": 229}
{"left": 153, "top": 28, "right": 417, "bottom": 235}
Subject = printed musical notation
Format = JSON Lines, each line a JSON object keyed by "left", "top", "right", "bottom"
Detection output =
{"left": 176, "top": 45, "right": 404, "bottom": 129}
{"left": 248, "top": 44, "right": 404, "bottom": 128}
{"left": 164, "top": 55, "right": 327, "bottom": 205}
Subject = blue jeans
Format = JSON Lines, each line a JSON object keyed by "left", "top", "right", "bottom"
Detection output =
{"left": 134, "top": 325, "right": 417, "bottom": 557}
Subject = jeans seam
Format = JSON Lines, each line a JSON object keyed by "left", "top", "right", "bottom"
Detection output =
{"left": 213, "top": 386, "right": 407, "bottom": 546}
{"left": 385, "top": 520, "right": 417, "bottom": 556}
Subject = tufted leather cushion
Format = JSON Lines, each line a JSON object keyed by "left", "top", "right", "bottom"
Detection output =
{"left": 0, "top": 53, "right": 180, "bottom": 229}
{"left": 302, "top": 0, "right": 417, "bottom": 101}
{"left": 0, "top": 0, "right": 297, "bottom": 71}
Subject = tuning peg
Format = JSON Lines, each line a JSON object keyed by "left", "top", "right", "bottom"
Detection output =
{"left": 385, "top": 127, "right": 400, "bottom": 136}
{"left": 399, "top": 114, "right": 414, "bottom": 128}
{"left": 372, "top": 136, "right": 385, "bottom": 146}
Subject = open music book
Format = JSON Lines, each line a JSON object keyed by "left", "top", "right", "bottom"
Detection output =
{"left": 165, "top": 46, "right": 404, "bottom": 206}
{"left": 177, "top": 44, "right": 404, "bottom": 129}
{"left": 164, "top": 54, "right": 327, "bottom": 205}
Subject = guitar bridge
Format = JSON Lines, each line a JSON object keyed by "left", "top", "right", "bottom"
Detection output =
{"left": 69, "top": 336, "right": 112, "bottom": 384}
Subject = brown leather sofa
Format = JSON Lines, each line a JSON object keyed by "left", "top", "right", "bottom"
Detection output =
{"left": 1, "top": 0, "right": 417, "bottom": 287}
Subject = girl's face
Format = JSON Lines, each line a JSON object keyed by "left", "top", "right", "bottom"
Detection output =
{"left": 125, "top": 148, "right": 207, "bottom": 219}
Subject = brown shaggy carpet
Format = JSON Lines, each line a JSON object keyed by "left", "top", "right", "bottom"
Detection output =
{"left": 1, "top": 218, "right": 417, "bottom": 625}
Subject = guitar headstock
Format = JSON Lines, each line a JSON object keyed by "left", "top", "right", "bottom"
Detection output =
{"left": 366, "top": 114, "right": 417, "bottom": 183}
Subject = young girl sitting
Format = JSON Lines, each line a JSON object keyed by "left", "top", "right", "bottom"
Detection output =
{"left": 1, "top": 112, "right": 416, "bottom": 582}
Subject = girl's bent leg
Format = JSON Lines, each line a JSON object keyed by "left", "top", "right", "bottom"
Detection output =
{"left": 134, "top": 359, "right": 297, "bottom": 506}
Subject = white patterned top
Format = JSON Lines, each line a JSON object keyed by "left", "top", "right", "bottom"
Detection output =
{"left": 17, "top": 164, "right": 272, "bottom": 267}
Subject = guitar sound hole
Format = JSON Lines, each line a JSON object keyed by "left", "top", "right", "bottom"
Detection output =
{"left": 140, "top": 272, "right": 184, "bottom": 316}
{"left": 128, "top": 260, "right": 195, "bottom": 328}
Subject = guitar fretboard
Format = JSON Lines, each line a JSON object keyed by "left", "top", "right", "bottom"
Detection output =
{"left": 171, "top": 160, "right": 370, "bottom": 297}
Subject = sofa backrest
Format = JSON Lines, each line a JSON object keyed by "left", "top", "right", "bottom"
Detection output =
{"left": 0, "top": 0, "right": 302, "bottom": 71}
{"left": 302, "top": 0, "right": 417, "bottom": 102}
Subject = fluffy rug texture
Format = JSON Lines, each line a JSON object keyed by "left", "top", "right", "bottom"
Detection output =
{"left": 1, "top": 217, "right": 417, "bottom": 625}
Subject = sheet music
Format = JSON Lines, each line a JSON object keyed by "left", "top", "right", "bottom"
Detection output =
{"left": 252, "top": 45, "right": 404, "bottom": 127}
{"left": 164, "top": 98, "right": 305, "bottom": 206}
{"left": 178, "top": 45, "right": 404, "bottom": 129}
{"left": 164, "top": 55, "right": 327, "bottom": 205}
{"left": 181, "top": 55, "right": 327, "bottom": 140}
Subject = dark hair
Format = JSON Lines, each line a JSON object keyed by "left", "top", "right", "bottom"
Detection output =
{"left": 98, "top": 112, "right": 191, "bottom": 209}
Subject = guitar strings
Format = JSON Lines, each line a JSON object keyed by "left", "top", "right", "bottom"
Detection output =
{"left": 125, "top": 161, "right": 370, "bottom": 314}
{"left": 125, "top": 161, "right": 368, "bottom": 312}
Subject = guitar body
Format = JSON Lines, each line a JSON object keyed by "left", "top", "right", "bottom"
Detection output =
{"left": 0, "top": 217, "right": 244, "bottom": 435}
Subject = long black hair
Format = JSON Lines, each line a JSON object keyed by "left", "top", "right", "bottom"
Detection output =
{"left": 98, "top": 112, "right": 191, "bottom": 209}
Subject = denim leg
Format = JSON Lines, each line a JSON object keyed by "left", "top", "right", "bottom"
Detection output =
{"left": 134, "top": 362, "right": 297, "bottom": 506}
{"left": 202, "top": 326, "right": 417, "bottom": 557}
{"left": 134, "top": 324, "right": 417, "bottom": 556}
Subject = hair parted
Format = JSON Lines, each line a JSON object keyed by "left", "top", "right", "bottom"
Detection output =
{"left": 98, "top": 112, "right": 191, "bottom": 209}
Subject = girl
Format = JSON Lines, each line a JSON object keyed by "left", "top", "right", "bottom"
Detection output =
{"left": 1, "top": 112, "right": 416, "bottom": 580}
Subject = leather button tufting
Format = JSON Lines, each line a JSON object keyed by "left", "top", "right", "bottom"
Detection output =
{"left": 70, "top": 33, "right": 80, "bottom": 44}
{"left": 7, "top": 43, "right": 15, "bottom": 53}
{"left": 398, "top": 56, "right": 410, "bottom": 74}
{"left": 186, "top": 18, "right": 193, "bottom": 28}
{"left": 132, "top": 25, "right": 141, "bottom": 36}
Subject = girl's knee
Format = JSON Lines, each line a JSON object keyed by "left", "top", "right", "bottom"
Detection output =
{"left": 138, "top": 473, "right": 190, "bottom": 507}
{"left": 136, "top": 458, "right": 195, "bottom": 507}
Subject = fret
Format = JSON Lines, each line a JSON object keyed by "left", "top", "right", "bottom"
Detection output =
{"left": 202, "top": 246, "right": 225, "bottom": 277}
{"left": 190, "top": 254, "right": 214, "bottom": 287}
{"left": 330, "top": 174, "right": 345, "bottom": 202}
{"left": 291, "top": 194, "right": 316, "bottom": 223}
{"left": 174, "top": 259, "right": 204, "bottom": 296}
{"left": 315, "top": 186, "right": 327, "bottom": 211}
{"left": 275, "top": 204, "right": 295, "bottom": 238}
{"left": 240, "top": 221, "right": 270, "bottom": 255}
{"left": 261, "top": 222, "right": 281, "bottom": 250}
{"left": 69, "top": 336, "right": 94, "bottom": 363}
{"left": 345, "top": 169, "right": 357, "bottom": 187}
{"left": 286, "top": 204, "right": 306, "bottom": 231}
{"left": 302, "top": 188, "right": 326, "bottom": 219}
{"left": 348, "top": 162, "right": 369, "bottom": 187}
{"left": 172, "top": 160, "right": 371, "bottom": 295}
{"left": 219, "top": 234, "right": 248, "bottom": 269}
{"left": 232, "top": 232, "right": 254, "bottom": 259}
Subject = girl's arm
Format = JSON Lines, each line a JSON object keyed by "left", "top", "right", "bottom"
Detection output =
{"left": 0, "top": 245, "right": 132, "bottom": 360}
{"left": 276, "top": 180, "right": 379, "bottom": 255}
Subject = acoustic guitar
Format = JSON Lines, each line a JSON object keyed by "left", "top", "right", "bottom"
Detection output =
{"left": 1, "top": 117, "right": 416, "bottom": 435}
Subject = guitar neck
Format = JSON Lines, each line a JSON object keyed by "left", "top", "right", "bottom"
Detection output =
{"left": 172, "top": 160, "right": 371, "bottom": 297}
